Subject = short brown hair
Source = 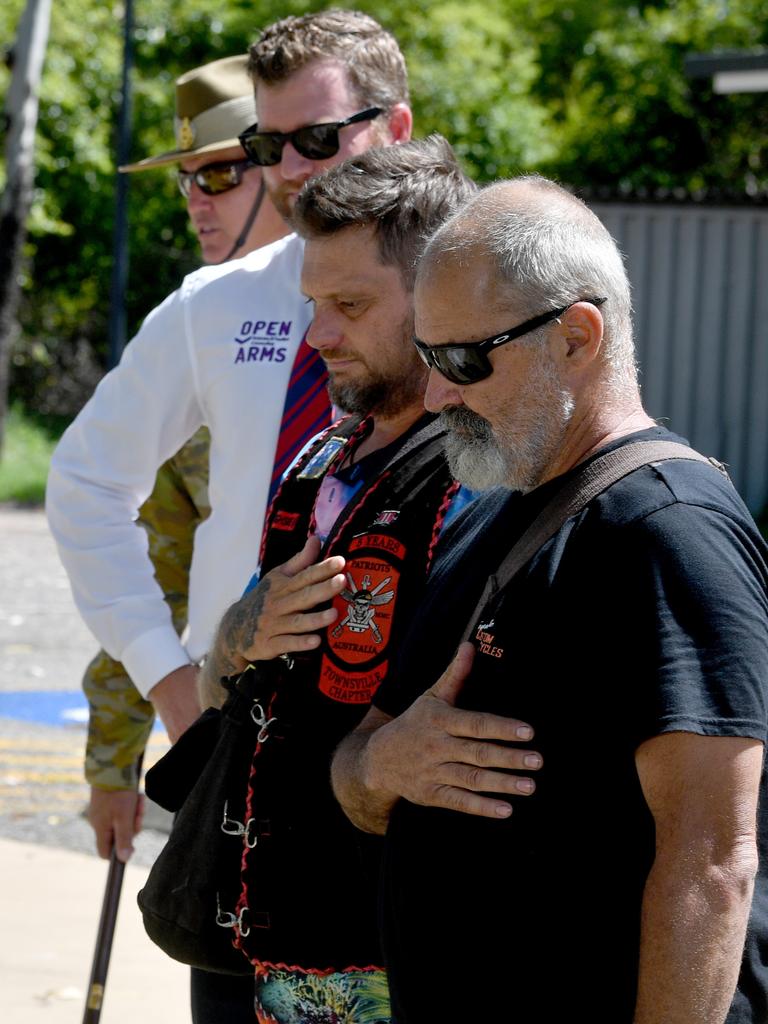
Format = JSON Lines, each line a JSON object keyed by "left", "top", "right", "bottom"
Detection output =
{"left": 293, "top": 135, "right": 476, "bottom": 286}
{"left": 248, "top": 9, "right": 409, "bottom": 110}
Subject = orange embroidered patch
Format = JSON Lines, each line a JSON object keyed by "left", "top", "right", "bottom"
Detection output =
{"left": 318, "top": 657, "right": 389, "bottom": 704}
{"left": 328, "top": 558, "right": 399, "bottom": 664}
{"left": 272, "top": 510, "right": 301, "bottom": 531}
{"left": 349, "top": 533, "right": 406, "bottom": 560}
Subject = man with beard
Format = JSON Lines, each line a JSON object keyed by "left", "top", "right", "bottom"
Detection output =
{"left": 45, "top": 11, "right": 411, "bottom": 1021}
{"left": 48, "top": 7, "right": 412, "bottom": 745}
{"left": 332, "top": 176, "right": 768, "bottom": 1023}
{"left": 191, "top": 136, "right": 475, "bottom": 1023}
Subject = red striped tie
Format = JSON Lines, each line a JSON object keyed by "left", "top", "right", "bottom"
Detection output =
{"left": 268, "top": 331, "right": 331, "bottom": 504}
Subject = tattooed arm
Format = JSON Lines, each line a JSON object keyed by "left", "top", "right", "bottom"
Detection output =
{"left": 198, "top": 537, "right": 347, "bottom": 709}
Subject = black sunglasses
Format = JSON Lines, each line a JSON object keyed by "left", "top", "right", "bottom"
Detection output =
{"left": 413, "top": 298, "right": 607, "bottom": 385}
{"left": 177, "top": 158, "right": 256, "bottom": 198}
{"left": 238, "top": 107, "right": 382, "bottom": 166}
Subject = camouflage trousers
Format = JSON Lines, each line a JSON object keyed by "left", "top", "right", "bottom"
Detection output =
{"left": 83, "top": 428, "right": 211, "bottom": 790}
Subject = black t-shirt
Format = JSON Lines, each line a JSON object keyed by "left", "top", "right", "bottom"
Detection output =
{"left": 374, "top": 427, "right": 768, "bottom": 1023}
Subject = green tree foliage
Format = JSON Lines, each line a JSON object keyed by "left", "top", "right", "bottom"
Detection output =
{"left": 535, "top": 0, "right": 768, "bottom": 194}
{"left": 0, "top": 0, "right": 765, "bottom": 417}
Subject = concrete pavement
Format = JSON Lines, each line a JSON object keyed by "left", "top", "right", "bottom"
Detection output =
{"left": 0, "top": 507, "right": 198, "bottom": 1022}
{"left": 1, "top": 837, "right": 190, "bottom": 1023}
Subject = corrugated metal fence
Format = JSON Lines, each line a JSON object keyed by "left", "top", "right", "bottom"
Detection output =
{"left": 590, "top": 202, "right": 768, "bottom": 515}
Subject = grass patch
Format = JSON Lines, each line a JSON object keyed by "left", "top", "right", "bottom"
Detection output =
{"left": 0, "top": 405, "right": 68, "bottom": 505}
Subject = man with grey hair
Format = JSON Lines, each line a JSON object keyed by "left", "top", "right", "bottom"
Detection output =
{"left": 151, "top": 135, "right": 475, "bottom": 1024}
{"left": 333, "top": 175, "right": 768, "bottom": 1022}
{"left": 46, "top": 11, "right": 413, "bottom": 1022}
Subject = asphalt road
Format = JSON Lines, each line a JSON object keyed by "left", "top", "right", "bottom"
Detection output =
{"left": 0, "top": 505, "right": 171, "bottom": 864}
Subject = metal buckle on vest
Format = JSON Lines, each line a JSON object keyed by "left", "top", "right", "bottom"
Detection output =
{"left": 220, "top": 800, "right": 258, "bottom": 847}
{"left": 215, "top": 894, "right": 250, "bottom": 937}
{"left": 250, "top": 700, "right": 277, "bottom": 743}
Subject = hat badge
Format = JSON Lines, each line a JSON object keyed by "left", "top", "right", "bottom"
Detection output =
{"left": 178, "top": 117, "right": 196, "bottom": 150}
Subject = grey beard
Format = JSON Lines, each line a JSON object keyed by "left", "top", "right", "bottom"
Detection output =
{"left": 441, "top": 394, "right": 574, "bottom": 494}
{"left": 440, "top": 408, "right": 511, "bottom": 491}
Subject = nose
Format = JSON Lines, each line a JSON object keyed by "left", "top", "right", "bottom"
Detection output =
{"left": 306, "top": 308, "right": 344, "bottom": 351}
{"left": 279, "top": 140, "right": 315, "bottom": 181}
{"left": 186, "top": 180, "right": 212, "bottom": 210}
{"left": 424, "top": 367, "right": 464, "bottom": 413}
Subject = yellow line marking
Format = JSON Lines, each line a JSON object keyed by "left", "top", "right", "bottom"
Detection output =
{"left": 0, "top": 770, "right": 84, "bottom": 784}
{"left": 0, "top": 739, "right": 84, "bottom": 750}
{"left": 0, "top": 790, "right": 86, "bottom": 802}
{"left": 0, "top": 754, "right": 82, "bottom": 766}
{"left": 0, "top": 738, "right": 170, "bottom": 750}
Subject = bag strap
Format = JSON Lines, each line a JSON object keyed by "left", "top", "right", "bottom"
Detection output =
{"left": 461, "top": 440, "right": 727, "bottom": 642}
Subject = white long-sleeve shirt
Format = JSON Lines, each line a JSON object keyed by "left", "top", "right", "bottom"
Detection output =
{"left": 46, "top": 234, "right": 311, "bottom": 697}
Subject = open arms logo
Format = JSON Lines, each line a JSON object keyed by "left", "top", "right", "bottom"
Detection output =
{"left": 233, "top": 318, "right": 292, "bottom": 364}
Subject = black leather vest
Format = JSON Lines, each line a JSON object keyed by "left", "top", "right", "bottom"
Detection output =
{"left": 230, "top": 414, "right": 459, "bottom": 970}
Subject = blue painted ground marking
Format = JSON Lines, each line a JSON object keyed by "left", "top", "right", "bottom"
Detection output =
{"left": 0, "top": 691, "right": 163, "bottom": 730}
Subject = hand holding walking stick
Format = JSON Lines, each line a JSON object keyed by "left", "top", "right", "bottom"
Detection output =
{"left": 82, "top": 753, "right": 144, "bottom": 1024}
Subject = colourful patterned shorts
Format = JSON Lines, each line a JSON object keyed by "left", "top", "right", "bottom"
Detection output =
{"left": 254, "top": 964, "right": 391, "bottom": 1024}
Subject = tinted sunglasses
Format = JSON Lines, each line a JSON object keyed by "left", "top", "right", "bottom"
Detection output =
{"left": 413, "top": 298, "right": 607, "bottom": 385}
{"left": 177, "top": 158, "right": 256, "bottom": 198}
{"left": 238, "top": 107, "right": 382, "bottom": 166}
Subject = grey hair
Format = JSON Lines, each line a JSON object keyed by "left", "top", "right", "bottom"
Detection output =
{"left": 420, "top": 175, "right": 637, "bottom": 393}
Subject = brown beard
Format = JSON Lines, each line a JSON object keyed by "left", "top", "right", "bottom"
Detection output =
{"left": 328, "top": 358, "right": 428, "bottom": 419}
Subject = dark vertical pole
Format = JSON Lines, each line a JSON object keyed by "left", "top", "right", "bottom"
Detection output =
{"left": 0, "top": 0, "right": 53, "bottom": 454}
{"left": 81, "top": 753, "right": 144, "bottom": 1024}
{"left": 107, "top": 0, "right": 134, "bottom": 370}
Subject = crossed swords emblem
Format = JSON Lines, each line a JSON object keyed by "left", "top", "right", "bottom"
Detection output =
{"left": 332, "top": 572, "right": 395, "bottom": 644}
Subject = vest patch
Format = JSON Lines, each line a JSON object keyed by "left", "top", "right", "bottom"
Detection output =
{"left": 372, "top": 509, "right": 400, "bottom": 527}
{"left": 348, "top": 532, "right": 406, "bottom": 560}
{"left": 329, "top": 559, "right": 399, "bottom": 663}
{"left": 318, "top": 657, "right": 389, "bottom": 704}
{"left": 320, "top": 553, "right": 401, "bottom": 703}
{"left": 297, "top": 436, "right": 347, "bottom": 480}
{"left": 272, "top": 510, "right": 300, "bottom": 532}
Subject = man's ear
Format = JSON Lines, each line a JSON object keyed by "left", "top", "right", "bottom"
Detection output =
{"left": 385, "top": 103, "right": 413, "bottom": 144}
{"left": 554, "top": 301, "right": 604, "bottom": 367}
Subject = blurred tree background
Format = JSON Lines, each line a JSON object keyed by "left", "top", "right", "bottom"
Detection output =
{"left": 0, "top": 0, "right": 766, "bottom": 428}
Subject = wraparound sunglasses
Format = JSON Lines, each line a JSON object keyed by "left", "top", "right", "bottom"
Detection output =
{"left": 177, "top": 158, "right": 256, "bottom": 198}
{"left": 413, "top": 298, "right": 607, "bottom": 385}
{"left": 238, "top": 107, "right": 382, "bottom": 166}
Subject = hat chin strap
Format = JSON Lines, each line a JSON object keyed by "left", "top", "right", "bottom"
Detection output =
{"left": 217, "top": 177, "right": 266, "bottom": 264}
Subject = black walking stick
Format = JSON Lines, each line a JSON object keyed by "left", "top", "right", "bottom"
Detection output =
{"left": 83, "top": 0, "right": 136, "bottom": 1014}
{"left": 82, "top": 752, "right": 144, "bottom": 1024}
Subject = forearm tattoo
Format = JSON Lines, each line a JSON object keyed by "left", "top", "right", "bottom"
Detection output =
{"left": 225, "top": 576, "right": 272, "bottom": 664}
{"left": 201, "top": 578, "right": 274, "bottom": 697}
